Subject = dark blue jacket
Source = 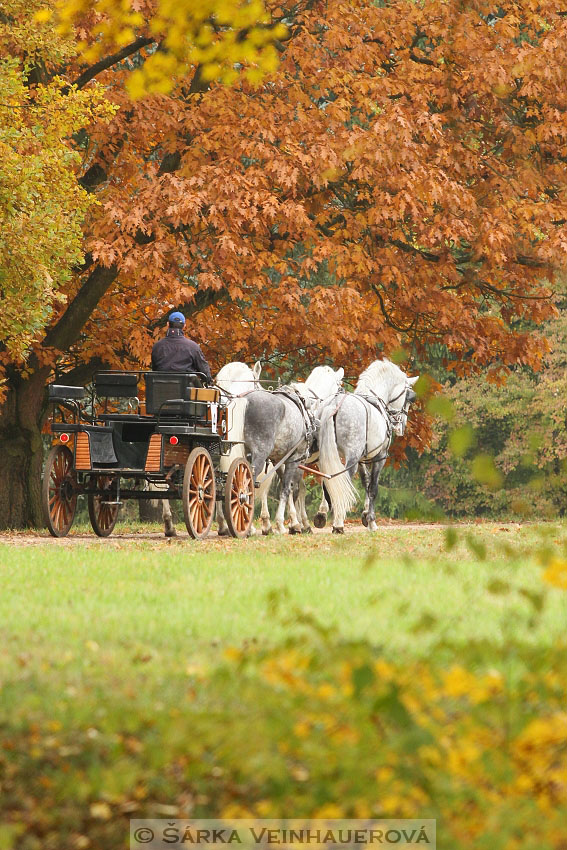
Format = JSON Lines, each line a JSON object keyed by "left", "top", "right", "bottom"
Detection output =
{"left": 151, "top": 330, "right": 212, "bottom": 382}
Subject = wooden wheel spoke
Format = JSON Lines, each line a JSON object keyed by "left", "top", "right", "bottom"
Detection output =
{"left": 183, "top": 448, "right": 215, "bottom": 539}
{"left": 88, "top": 474, "right": 118, "bottom": 537}
{"left": 43, "top": 446, "right": 78, "bottom": 537}
{"left": 224, "top": 459, "right": 253, "bottom": 538}
{"left": 195, "top": 504, "right": 204, "bottom": 532}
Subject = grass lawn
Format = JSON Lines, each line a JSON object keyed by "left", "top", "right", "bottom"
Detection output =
{"left": 1, "top": 522, "right": 566, "bottom": 670}
{"left": 1, "top": 521, "right": 566, "bottom": 723}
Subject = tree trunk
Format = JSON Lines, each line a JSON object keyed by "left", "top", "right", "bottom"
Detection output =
{"left": 0, "top": 368, "right": 50, "bottom": 529}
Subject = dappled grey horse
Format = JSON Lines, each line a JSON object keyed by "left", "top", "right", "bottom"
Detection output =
{"left": 316, "top": 359, "right": 418, "bottom": 533}
{"left": 244, "top": 366, "right": 344, "bottom": 534}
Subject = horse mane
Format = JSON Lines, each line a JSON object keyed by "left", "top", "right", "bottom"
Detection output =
{"left": 216, "top": 361, "right": 253, "bottom": 380}
{"left": 355, "top": 358, "right": 407, "bottom": 395}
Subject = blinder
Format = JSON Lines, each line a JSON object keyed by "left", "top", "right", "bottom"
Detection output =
{"left": 388, "top": 383, "right": 417, "bottom": 437}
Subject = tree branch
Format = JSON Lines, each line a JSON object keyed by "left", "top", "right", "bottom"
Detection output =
{"left": 42, "top": 264, "right": 119, "bottom": 351}
{"left": 65, "top": 37, "right": 156, "bottom": 92}
{"left": 149, "top": 288, "right": 229, "bottom": 331}
{"left": 370, "top": 283, "right": 419, "bottom": 333}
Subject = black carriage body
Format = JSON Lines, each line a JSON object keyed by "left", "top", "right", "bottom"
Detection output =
{"left": 42, "top": 371, "right": 254, "bottom": 539}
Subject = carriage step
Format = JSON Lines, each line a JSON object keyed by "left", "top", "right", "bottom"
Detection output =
{"left": 101, "top": 500, "right": 123, "bottom": 506}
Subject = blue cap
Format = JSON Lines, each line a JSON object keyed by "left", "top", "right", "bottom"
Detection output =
{"left": 168, "top": 311, "right": 185, "bottom": 324}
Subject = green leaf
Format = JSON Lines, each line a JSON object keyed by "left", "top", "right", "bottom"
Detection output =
{"left": 414, "top": 374, "right": 432, "bottom": 399}
{"left": 390, "top": 347, "right": 409, "bottom": 365}
{"left": 411, "top": 613, "right": 438, "bottom": 634}
{"left": 352, "top": 663, "right": 374, "bottom": 697}
{"left": 426, "top": 395, "right": 455, "bottom": 422}
{"left": 471, "top": 453, "right": 503, "bottom": 489}
{"left": 448, "top": 425, "right": 475, "bottom": 457}
{"left": 372, "top": 686, "right": 413, "bottom": 728}
{"left": 487, "top": 578, "right": 511, "bottom": 594}
{"left": 445, "top": 527, "right": 458, "bottom": 550}
{"left": 518, "top": 588, "right": 545, "bottom": 613}
{"left": 466, "top": 535, "right": 487, "bottom": 560}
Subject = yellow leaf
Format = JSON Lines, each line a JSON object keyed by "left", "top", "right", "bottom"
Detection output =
{"left": 89, "top": 802, "right": 112, "bottom": 820}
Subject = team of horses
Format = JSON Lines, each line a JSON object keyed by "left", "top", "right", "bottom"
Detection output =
{"left": 163, "top": 358, "right": 418, "bottom": 536}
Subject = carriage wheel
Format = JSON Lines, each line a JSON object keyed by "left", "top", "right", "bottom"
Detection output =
{"left": 183, "top": 448, "right": 216, "bottom": 539}
{"left": 224, "top": 458, "right": 254, "bottom": 538}
{"left": 42, "top": 445, "right": 78, "bottom": 537}
{"left": 88, "top": 475, "right": 119, "bottom": 537}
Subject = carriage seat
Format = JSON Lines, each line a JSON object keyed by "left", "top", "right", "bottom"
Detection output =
{"left": 94, "top": 371, "right": 139, "bottom": 399}
{"left": 48, "top": 384, "right": 86, "bottom": 400}
{"left": 144, "top": 371, "right": 205, "bottom": 415}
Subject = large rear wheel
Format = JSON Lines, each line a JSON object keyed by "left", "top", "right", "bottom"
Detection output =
{"left": 183, "top": 448, "right": 216, "bottom": 539}
{"left": 88, "top": 475, "right": 119, "bottom": 537}
{"left": 224, "top": 458, "right": 254, "bottom": 538}
{"left": 42, "top": 445, "right": 78, "bottom": 537}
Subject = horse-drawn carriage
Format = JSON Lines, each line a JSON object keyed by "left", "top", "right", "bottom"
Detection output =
{"left": 42, "top": 370, "right": 255, "bottom": 540}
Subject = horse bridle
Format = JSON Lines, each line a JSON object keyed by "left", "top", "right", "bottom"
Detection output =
{"left": 362, "top": 383, "right": 414, "bottom": 431}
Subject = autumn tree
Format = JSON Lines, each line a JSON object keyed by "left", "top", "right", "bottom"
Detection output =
{"left": 0, "top": 0, "right": 285, "bottom": 527}
{"left": 2, "top": 0, "right": 567, "bottom": 528}
{"left": 0, "top": 61, "right": 113, "bottom": 361}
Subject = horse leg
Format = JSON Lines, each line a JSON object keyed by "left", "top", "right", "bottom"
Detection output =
{"left": 359, "top": 464, "right": 371, "bottom": 527}
{"left": 296, "top": 476, "right": 312, "bottom": 533}
{"left": 274, "top": 463, "right": 299, "bottom": 535}
{"left": 162, "top": 499, "right": 176, "bottom": 537}
{"left": 286, "top": 476, "right": 302, "bottom": 535}
{"left": 365, "top": 459, "right": 386, "bottom": 532}
{"left": 314, "top": 482, "right": 330, "bottom": 528}
{"left": 259, "top": 489, "right": 271, "bottom": 535}
{"left": 250, "top": 456, "right": 272, "bottom": 535}
{"left": 216, "top": 501, "right": 230, "bottom": 536}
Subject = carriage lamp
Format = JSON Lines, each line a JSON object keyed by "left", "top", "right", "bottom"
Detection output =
{"left": 59, "top": 433, "right": 70, "bottom": 444}
{"left": 169, "top": 436, "right": 179, "bottom": 446}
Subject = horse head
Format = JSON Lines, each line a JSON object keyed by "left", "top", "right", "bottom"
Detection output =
{"left": 388, "top": 374, "right": 418, "bottom": 435}
{"left": 215, "top": 361, "right": 262, "bottom": 398}
{"left": 291, "top": 365, "right": 344, "bottom": 409}
{"left": 356, "top": 359, "right": 418, "bottom": 436}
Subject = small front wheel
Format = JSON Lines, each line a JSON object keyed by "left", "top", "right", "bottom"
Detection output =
{"left": 42, "top": 445, "right": 78, "bottom": 537}
{"left": 224, "top": 458, "right": 254, "bottom": 538}
{"left": 183, "top": 448, "right": 216, "bottom": 539}
{"left": 88, "top": 475, "right": 119, "bottom": 537}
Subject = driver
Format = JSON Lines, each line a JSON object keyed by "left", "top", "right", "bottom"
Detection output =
{"left": 151, "top": 311, "right": 212, "bottom": 383}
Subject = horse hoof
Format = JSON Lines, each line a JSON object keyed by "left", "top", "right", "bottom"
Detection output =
{"left": 288, "top": 525, "right": 302, "bottom": 535}
{"left": 302, "top": 526, "right": 313, "bottom": 534}
{"left": 262, "top": 527, "right": 272, "bottom": 536}
{"left": 217, "top": 528, "right": 230, "bottom": 537}
{"left": 165, "top": 529, "right": 177, "bottom": 538}
{"left": 368, "top": 521, "right": 378, "bottom": 532}
{"left": 313, "top": 513, "right": 326, "bottom": 529}
{"left": 361, "top": 512, "right": 368, "bottom": 528}
{"left": 332, "top": 526, "right": 345, "bottom": 535}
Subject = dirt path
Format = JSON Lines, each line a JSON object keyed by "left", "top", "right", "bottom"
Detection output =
{"left": 0, "top": 520, "right": 522, "bottom": 546}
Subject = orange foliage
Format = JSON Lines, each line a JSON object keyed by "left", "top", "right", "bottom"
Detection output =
{"left": 6, "top": 0, "right": 567, "bottom": 434}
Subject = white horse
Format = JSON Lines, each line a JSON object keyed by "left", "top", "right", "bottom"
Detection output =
{"left": 215, "top": 360, "right": 262, "bottom": 535}
{"left": 316, "top": 359, "right": 418, "bottom": 533}
{"left": 161, "top": 360, "right": 261, "bottom": 536}
{"left": 245, "top": 366, "right": 344, "bottom": 535}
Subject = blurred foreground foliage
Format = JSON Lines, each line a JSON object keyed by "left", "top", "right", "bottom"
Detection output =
{"left": 1, "top": 563, "right": 566, "bottom": 850}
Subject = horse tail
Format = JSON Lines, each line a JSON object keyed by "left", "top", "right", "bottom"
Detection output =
{"left": 318, "top": 407, "right": 357, "bottom": 518}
